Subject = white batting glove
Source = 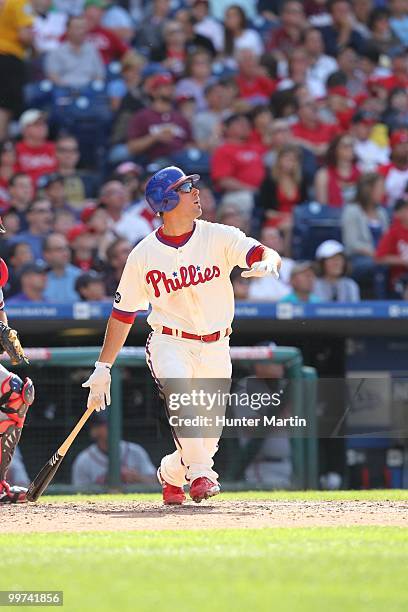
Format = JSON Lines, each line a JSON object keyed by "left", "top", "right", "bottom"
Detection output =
{"left": 241, "top": 248, "right": 281, "bottom": 279}
{"left": 82, "top": 362, "right": 112, "bottom": 411}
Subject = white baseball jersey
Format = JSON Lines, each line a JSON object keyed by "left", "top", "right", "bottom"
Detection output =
{"left": 112, "top": 220, "right": 259, "bottom": 334}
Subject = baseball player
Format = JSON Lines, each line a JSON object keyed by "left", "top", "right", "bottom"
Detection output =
{"left": 0, "top": 217, "right": 34, "bottom": 503}
{"left": 83, "top": 166, "right": 281, "bottom": 504}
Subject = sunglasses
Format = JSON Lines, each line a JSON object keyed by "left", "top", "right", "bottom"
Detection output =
{"left": 176, "top": 181, "right": 195, "bottom": 193}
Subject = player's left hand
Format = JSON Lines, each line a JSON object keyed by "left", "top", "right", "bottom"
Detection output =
{"left": 241, "top": 249, "right": 281, "bottom": 279}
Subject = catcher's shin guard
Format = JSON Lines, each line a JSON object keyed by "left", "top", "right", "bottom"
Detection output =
{"left": 0, "top": 369, "right": 34, "bottom": 502}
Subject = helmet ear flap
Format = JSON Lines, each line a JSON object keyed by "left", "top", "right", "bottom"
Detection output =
{"left": 163, "top": 189, "right": 180, "bottom": 210}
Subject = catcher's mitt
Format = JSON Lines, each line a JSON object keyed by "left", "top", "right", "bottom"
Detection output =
{"left": 0, "top": 322, "right": 29, "bottom": 365}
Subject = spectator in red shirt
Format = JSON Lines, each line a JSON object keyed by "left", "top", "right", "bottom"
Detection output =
{"left": 211, "top": 113, "right": 266, "bottom": 194}
{"left": 84, "top": 0, "right": 129, "bottom": 64}
{"left": 235, "top": 48, "right": 277, "bottom": 106}
{"left": 291, "top": 97, "right": 339, "bottom": 158}
{"left": 15, "top": 110, "right": 57, "bottom": 187}
{"left": 376, "top": 196, "right": 408, "bottom": 294}
{"left": 67, "top": 224, "right": 99, "bottom": 271}
{"left": 315, "top": 134, "right": 360, "bottom": 207}
{"left": 378, "top": 130, "right": 408, "bottom": 207}
{"left": 266, "top": 0, "right": 306, "bottom": 58}
{"left": 324, "top": 84, "right": 355, "bottom": 131}
{"left": 127, "top": 73, "right": 192, "bottom": 163}
{"left": 80, "top": 203, "right": 116, "bottom": 261}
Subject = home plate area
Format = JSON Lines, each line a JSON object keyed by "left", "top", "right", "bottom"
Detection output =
{"left": 2, "top": 499, "right": 407, "bottom": 532}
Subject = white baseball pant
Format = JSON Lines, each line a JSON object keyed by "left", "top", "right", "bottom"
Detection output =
{"left": 146, "top": 331, "right": 232, "bottom": 486}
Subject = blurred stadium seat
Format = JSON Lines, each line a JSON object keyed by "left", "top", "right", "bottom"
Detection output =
{"left": 292, "top": 202, "right": 342, "bottom": 260}
{"left": 106, "top": 61, "right": 122, "bottom": 82}
{"left": 24, "top": 79, "right": 55, "bottom": 112}
{"left": 49, "top": 81, "right": 113, "bottom": 169}
{"left": 171, "top": 147, "right": 211, "bottom": 178}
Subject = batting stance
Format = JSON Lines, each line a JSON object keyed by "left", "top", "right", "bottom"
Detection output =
{"left": 0, "top": 219, "right": 34, "bottom": 503}
{"left": 83, "top": 167, "right": 281, "bottom": 504}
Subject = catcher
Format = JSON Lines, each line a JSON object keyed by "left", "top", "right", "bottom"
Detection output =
{"left": 0, "top": 217, "right": 33, "bottom": 503}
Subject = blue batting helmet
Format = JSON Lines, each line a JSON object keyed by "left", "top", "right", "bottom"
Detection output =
{"left": 145, "top": 166, "right": 200, "bottom": 214}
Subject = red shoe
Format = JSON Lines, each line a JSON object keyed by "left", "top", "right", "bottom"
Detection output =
{"left": 157, "top": 469, "right": 186, "bottom": 505}
{"left": 189, "top": 477, "right": 220, "bottom": 503}
{"left": 0, "top": 480, "right": 27, "bottom": 503}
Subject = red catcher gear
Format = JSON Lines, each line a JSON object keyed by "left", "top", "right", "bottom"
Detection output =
{"left": 0, "top": 258, "right": 8, "bottom": 287}
{"left": 0, "top": 374, "right": 34, "bottom": 418}
{"left": 189, "top": 477, "right": 220, "bottom": 503}
{"left": 0, "top": 374, "right": 34, "bottom": 497}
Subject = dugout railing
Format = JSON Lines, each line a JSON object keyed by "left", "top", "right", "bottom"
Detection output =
{"left": 2, "top": 346, "right": 318, "bottom": 492}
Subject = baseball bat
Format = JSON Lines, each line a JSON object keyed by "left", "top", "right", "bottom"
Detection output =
{"left": 26, "top": 405, "right": 95, "bottom": 502}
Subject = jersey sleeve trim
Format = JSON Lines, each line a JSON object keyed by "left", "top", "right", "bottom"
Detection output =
{"left": 111, "top": 307, "right": 137, "bottom": 324}
{"left": 246, "top": 244, "right": 264, "bottom": 267}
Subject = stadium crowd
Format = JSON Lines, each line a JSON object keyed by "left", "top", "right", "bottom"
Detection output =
{"left": 0, "top": 0, "right": 407, "bottom": 302}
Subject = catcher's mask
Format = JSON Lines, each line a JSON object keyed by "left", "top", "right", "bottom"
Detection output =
{"left": 0, "top": 217, "right": 5, "bottom": 233}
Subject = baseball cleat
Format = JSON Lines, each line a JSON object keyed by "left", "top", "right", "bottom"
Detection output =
{"left": 157, "top": 469, "right": 186, "bottom": 505}
{"left": 189, "top": 477, "right": 220, "bottom": 503}
{"left": 0, "top": 480, "right": 27, "bottom": 503}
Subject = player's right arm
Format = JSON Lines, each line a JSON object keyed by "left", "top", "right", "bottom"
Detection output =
{"left": 81, "top": 317, "right": 132, "bottom": 412}
{"left": 97, "top": 316, "right": 132, "bottom": 366}
{"left": 82, "top": 249, "right": 149, "bottom": 411}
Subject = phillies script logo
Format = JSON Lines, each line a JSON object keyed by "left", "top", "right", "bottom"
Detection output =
{"left": 146, "top": 265, "right": 221, "bottom": 297}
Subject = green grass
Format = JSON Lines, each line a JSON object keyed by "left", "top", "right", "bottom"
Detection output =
{"left": 3, "top": 528, "right": 408, "bottom": 612}
{"left": 3, "top": 492, "right": 407, "bottom": 612}
{"left": 40, "top": 489, "right": 408, "bottom": 503}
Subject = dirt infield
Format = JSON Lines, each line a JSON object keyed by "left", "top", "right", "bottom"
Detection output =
{"left": 2, "top": 499, "right": 408, "bottom": 532}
